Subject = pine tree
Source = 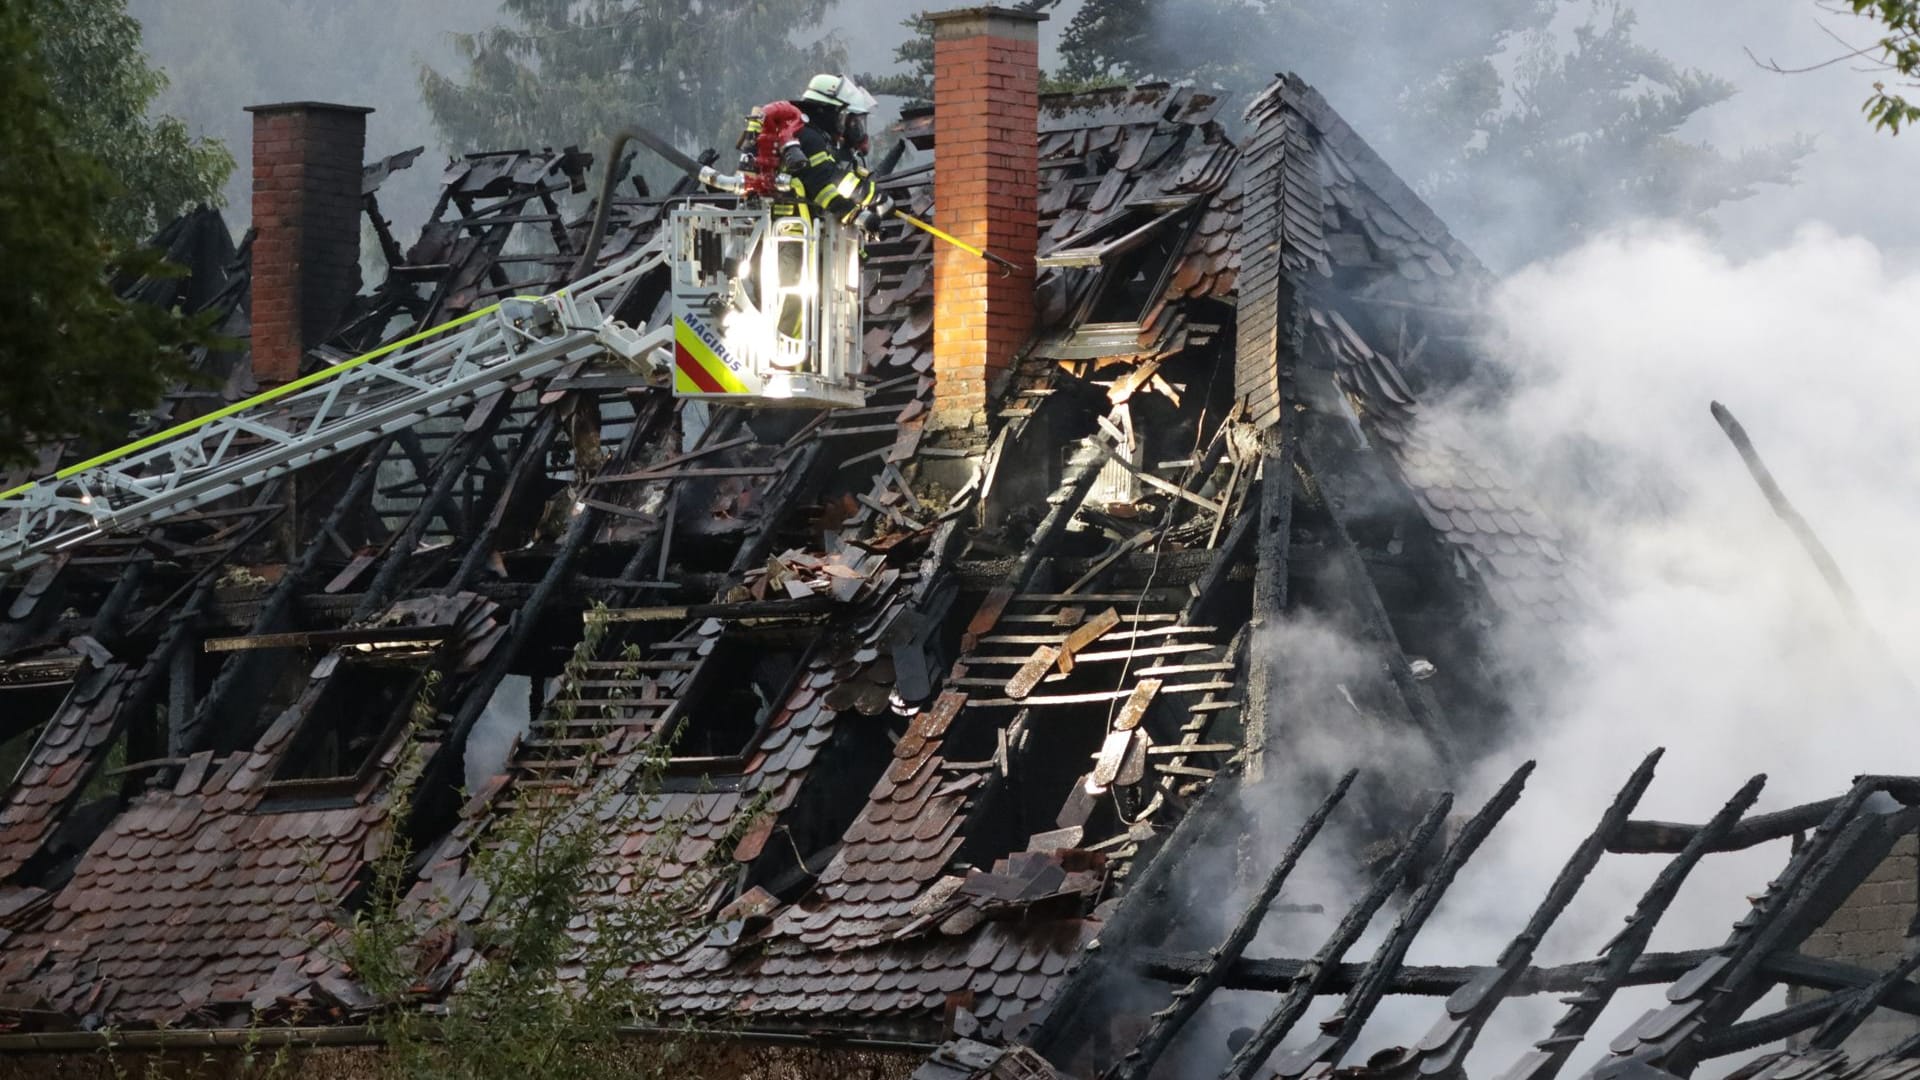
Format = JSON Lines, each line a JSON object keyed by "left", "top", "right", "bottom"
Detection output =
{"left": 1050, "top": 0, "right": 1808, "bottom": 266}
{"left": 420, "top": 0, "right": 847, "bottom": 163}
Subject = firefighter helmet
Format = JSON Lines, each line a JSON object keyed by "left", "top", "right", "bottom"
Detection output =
{"left": 803, "top": 73, "right": 878, "bottom": 115}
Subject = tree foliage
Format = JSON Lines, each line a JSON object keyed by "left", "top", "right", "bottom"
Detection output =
{"left": 859, "top": 1, "right": 1080, "bottom": 106}
{"left": 860, "top": 14, "right": 935, "bottom": 106}
{"left": 1843, "top": 0, "right": 1920, "bottom": 131}
{"left": 0, "top": 3, "right": 217, "bottom": 469}
{"left": 1049, "top": 0, "right": 1808, "bottom": 265}
{"left": 420, "top": 0, "right": 847, "bottom": 166}
{"left": 26, "top": 0, "right": 232, "bottom": 247}
{"left": 339, "top": 613, "right": 754, "bottom": 1080}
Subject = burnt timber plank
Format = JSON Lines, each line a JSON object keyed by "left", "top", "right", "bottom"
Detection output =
{"left": 1135, "top": 949, "right": 1920, "bottom": 1018}
{"left": 1221, "top": 791, "right": 1455, "bottom": 1080}
{"left": 1110, "top": 770, "right": 1356, "bottom": 1080}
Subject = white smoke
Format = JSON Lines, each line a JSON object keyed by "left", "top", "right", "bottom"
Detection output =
{"left": 1196, "top": 224, "right": 1920, "bottom": 1078}
{"left": 1471, "top": 222, "right": 1920, "bottom": 806}
{"left": 1389, "top": 222, "right": 1920, "bottom": 1073}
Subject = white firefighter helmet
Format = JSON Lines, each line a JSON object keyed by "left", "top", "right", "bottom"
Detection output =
{"left": 803, "top": 73, "right": 878, "bottom": 115}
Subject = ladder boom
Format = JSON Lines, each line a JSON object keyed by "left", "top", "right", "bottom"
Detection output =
{"left": 0, "top": 246, "right": 670, "bottom": 577}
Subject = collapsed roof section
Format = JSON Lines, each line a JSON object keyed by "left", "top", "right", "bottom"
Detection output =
{"left": 1021, "top": 759, "right": 1920, "bottom": 1080}
{"left": 0, "top": 64, "right": 1617, "bottom": 1058}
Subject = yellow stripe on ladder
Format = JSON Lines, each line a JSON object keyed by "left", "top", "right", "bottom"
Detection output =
{"left": 0, "top": 301, "right": 513, "bottom": 503}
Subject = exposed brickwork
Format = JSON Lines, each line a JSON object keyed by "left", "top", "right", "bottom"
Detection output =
{"left": 1797, "top": 831, "right": 1920, "bottom": 1054}
{"left": 929, "top": 8, "right": 1043, "bottom": 431}
{"left": 245, "top": 102, "right": 372, "bottom": 385}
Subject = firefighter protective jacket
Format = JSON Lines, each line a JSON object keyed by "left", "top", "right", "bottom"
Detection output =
{"left": 779, "top": 121, "right": 884, "bottom": 223}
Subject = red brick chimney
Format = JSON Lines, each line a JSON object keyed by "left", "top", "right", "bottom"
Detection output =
{"left": 928, "top": 6, "right": 1043, "bottom": 431}
{"left": 244, "top": 102, "right": 371, "bottom": 386}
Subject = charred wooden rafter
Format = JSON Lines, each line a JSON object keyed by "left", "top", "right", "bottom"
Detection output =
{"left": 1084, "top": 763, "right": 1920, "bottom": 1080}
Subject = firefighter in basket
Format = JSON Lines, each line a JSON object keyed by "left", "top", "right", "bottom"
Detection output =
{"left": 699, "top": 75, "right": 892, "bottom": 354}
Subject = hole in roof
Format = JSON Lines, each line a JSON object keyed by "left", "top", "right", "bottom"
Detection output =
{"left": 665, "top": 633, "right": 802, "bottom": 766}
{"left": 270, "top": 654, "right": 428, "bottom": 787}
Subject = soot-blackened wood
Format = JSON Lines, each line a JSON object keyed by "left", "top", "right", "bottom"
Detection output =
{"left": 1181, "top": 488, "right": 1260, "bottom": 629}
{"left": 121, "top": 576, "right": 222, "bottom": 761}
{"left": 1677, "top": 947, "right": 1920, "bottom": 1062}
{"left": 963, "top": 440, "right": 1107, "bottom": 650}
{"left": 1697, "top": 948, "right": 1920, "bottom": 1058}
{"left": 1239, "top": 429, "right": 1293, "bottom": 772}
{"left": 1711, "top": 402, "right": 1863, "bottom": 624}
{"left": 1146, "top": 949, "right": 1716, "bottom": 997}
{"left": 87, "top": 559, "right": 148, "bottom": 642}
{"left": 1248, "top": 430, "right": 1293, "bottom": 619}
{"left": 125, "top": 481, "right": 293, "bottom": 640}
{"left": 1381, "top": 751, "right": 1663, "bottom": 1080}
{"left": 166, "top": 641, "right": 195, "bottom": 757}
{"left": 449, "top": 408, "right": 561, "bottom": 591}
{"left": 184, "top": 461, "right": 381, "bottom": 753}
{"left": 1611, "top": 797, "right": 1841, "bottom": 854}
{"left": 1500, "top": 773, "right": 1767, "bottom": 1080}
{"left": 1810, "top": 943, "right": 1920, "bottom": 1049}
{"left": 350, "top": 404, "right": 508, "bottom": 622}
{"left": 1025, "top": 770, "right": 1252, "bottom": 1060}
{"left": 727, "top": 438, "right": 829, "bottom": 576}
{"left": 1607, "top": 781, "right": 1919, "bottom": 1077}
{"left": 1697, "top": 996, "right": 1844, "bottom": 1059}
{"left": 1220, "top": 791, "right": 1456, "bottom": 1080}
{"left": 1140, "top": 948, "right": 1920, "bottom": 1013}
{"left": 412, "top": 397, "right": 673, "bottom": 826}
{"left": 1112, "top": 770, "right": 1357, "bottom": 1080}
{"left": 393, "top": 427, "right": 470, "bottom": 537}
{"left": 1713, "top": 401, "right": 1915, "bottom": 703}
{"left": 1271, "top": 763, "right": 1535, "bottom": 1080}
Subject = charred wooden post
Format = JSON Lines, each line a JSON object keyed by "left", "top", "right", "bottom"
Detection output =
{"left": 448, "top": 410, "right": 562, "bottom": 589}
{"left": 1111, "top": 769, "right": 1356, "bottom": 1080}
{"left": 1611, "top": 796, "right": 1839, "bottom": 854}
{"left": 1239, "top": 429, "right": 1293, "bottom": 774}
{"left": 1809, "top": 944, "right": 1920, "bottom": 1050}
{"left": 962, "top": 439, "right": 1107, "bottom": 651}
{"left": 178, "top": 459, "right": 384, "bottom": 753}
{"left": 1711, "top": 402, "right": 1864, "bottom": 623}
{"left": 1502, "top": 773, "right": 1768, "bottom": 1080}
{"left": 1269, "top": 763, "right": 1535, "bottom": 1079}
{"left": 1378, "top": 751, "right": 1664, "bottom": 1080}
{"left": 349, "top": 405, "right": 511, "bottom": 621}
{"left": 1220, "top": 791, "right": 1456, "bottom": 1080}
{"left": 410, "top": 396, "right": 675, "bottom": 823}
{"left": 1138, "top": 946, "right": 1920, "bottom": 1013}
{"left": 1599, "top": 780, "right": 1920, "bottom": 1076}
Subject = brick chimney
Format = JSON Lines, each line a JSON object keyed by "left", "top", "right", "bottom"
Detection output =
{"left": 928, "top": 6, "right": 1043, "bottom": 431}
{"left": 244, "top": 102, "right": 371, "bottom": 385}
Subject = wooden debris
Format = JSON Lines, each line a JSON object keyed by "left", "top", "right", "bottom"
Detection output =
{"left": 1113, "top": 679, "right": 1163, "bottom": 731}
{"left": 1058, "top": 607, "right": 1122, "bottom": 674}
{"left": 1007, "top": 646, "right": 1063, "bottom": 700}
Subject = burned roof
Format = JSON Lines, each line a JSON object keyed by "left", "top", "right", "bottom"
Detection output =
{"left": 0, "top": 69, "right": 1901, "bottom": 1080}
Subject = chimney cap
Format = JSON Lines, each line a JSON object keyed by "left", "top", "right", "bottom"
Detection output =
{"left": 926, "top": 5, "right": 1048, "bottom": 34}
{"left": 243, "top": 101, "right": 376, "bottom": 115}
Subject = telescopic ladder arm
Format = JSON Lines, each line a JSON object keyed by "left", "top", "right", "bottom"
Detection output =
{"left": 0, "top": 245, "right": 671, "bottom": 578}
